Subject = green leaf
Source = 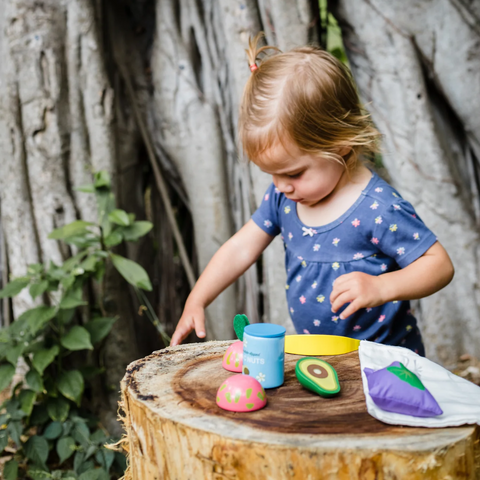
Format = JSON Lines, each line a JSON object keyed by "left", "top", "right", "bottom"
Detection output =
{"left": 95, "top": 448, "right": 114, "bottom": 471}
{"left": 47, "top": 397, "right": 70, "bottom": 422}
{"left": 59, "top": 292, "right": 87, "bottom": 309}
{"left": 89, "top": 429, "right": 107, "bottom": 445}
{"left": 85, "top": 444, "right": 97, "bottom": 460}
{"left": 27, "top": 467, "right": 51, "bottom": 480}
{"left": 0, "top": 277, "right": 30, "bottom": 298}
{"left": 108, "top": 209, "right": 130, "bottom": 226}
{"left": 27, "top": 369, "right": 45, "bottom": 393}
{"left": 0, "top": 363, "right": 15, "bottom": 391}
{"left": 62, "top": 251, "right": 89, "bottom": 272}
{"left": 24, "top": 435, "right": 49, "bottom": 467}
{"left": 19, "top": 389, "right": 36, "bottom": 415}
{"left": 78, "top": 460, "right": 95, "bottom": 476}
{"left": 103, "top": 231, "right": 123, "bottom": 247}
{"left": 84, "top": 317, "right": 116, "bottom": 344}
{"left": 57, "top": 308, "right": 76, "bottom": 325}
{"left": 79, "top": 467, "right": 109, "bottom": 480}
{"left": 121, "top": 221, "right": 153, "bottom": 242}
{"left": 18, "top": 305, "right": 56, "bottom": 335}
{"left": 74, "top": 451, "right": 86, "bottom": 473}
{"left": 0, "top": 430, "right": 8, "bottom": 453}
{"left": 3, "top": 459, "right": 19, "bottom": 480}
{"left": 5, "top": 344, "right": 24, "bottom": 366}
{"left": 7, "top": 420, "right": 22, "bottom": 445}
{"left": 29, "top": 280, "right": 49, "bottom": 299}
{"left": 93, "top": 171, "right": 111, "bottom": 189}
{"left": 76, "top": 184, "right": 95, "bottom": 193}
{"left": 110, "top": 254, "right": 152, "bottom": 291}
{"left": 53, "top": 471, "right": 77, "bottom": 480}
{"left": 7, "top": 315, "right": 28, "bottom": 341}
{"left": 27, "top": 264, "right": 44, "bottom": 275}
{"left": 387, "top": 363, "right": 426, "bottom": 390}
{"left": 49, "top": 220, "right": 94, "bottom": 240}
{"left": 58, "top": 370, "right": 84, "bottom": 405}
{"left": 80, "top": 255, "right": 98, "bottom": 272}
{"left": 43, "top": 421, "right": 63, "bottom": 440}
{"left": 62, "top": 420, "right": 73, "bottom": 437}
{"left": 72, "top": 421, "right": 90, "bottom": 448}
{"left": 57, "top": 436, "right": 76, "bottom": 464}
{"left": 60, "top": 275, "right": 76, "bottom": 291}
{"left": 61, "top": 326, "right": 93, "bottom": 351}
{"left": 33, "top": 346, "right": 60, "bottom": 375}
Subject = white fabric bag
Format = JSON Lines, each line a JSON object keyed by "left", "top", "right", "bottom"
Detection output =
{"left": 359, "top": 340, "right": 480, "bottom": 427}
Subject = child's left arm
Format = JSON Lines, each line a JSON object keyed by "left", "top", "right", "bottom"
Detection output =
{"left": 330, "top": 241, "right": 454, "bottom": 319}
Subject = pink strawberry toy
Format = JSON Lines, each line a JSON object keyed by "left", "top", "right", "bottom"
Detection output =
{"left": 222, "top": 340, "right": 243, "bottom": 372}
{"left": 222, "top": 314, "right": 250, "bottom": 373}
{"left": 216, "top": 374, "right": 267, "bottom": 412}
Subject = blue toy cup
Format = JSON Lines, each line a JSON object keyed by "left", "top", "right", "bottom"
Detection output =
{"left": 242, "top": 323, "right": 286, "bottom": 389}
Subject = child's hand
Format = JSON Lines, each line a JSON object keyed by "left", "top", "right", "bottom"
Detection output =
{"left": 170, "top": 302, "right": 207, "bottom": 346}
{"left": 330, "top": 272, "right": 387, "bottom": 319}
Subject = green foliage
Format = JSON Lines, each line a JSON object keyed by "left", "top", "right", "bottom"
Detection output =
{"left": 319, "top": 0, "right": 349, "bottom": 65}
{"left": 0, "top": 171, "right": 154, "bottom": 478}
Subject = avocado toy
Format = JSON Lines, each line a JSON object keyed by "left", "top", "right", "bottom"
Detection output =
{"left": 295, "top": 357, "right": 341, "bottom": 397}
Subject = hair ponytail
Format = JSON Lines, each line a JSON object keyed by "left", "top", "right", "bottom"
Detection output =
{"left": 245, "top": 32, "right": 280, "bottom": 72}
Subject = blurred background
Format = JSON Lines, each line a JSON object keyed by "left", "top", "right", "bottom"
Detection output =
{"left": 0, "top": 0, "right": 479, "bottom": 476}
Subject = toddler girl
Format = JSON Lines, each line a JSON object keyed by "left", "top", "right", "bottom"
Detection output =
{"left": 171, "top": 34, "right": 454, "bottom": 355}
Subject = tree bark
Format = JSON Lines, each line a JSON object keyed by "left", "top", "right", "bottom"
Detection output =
{"left": 332, "top": 0, "right": 480, "bottom": 366}
{"left": 0, "top": 0, "right": 150, "bottom": 434}
{"left": 121, "top": 341, "right": 480, "bottom": 479}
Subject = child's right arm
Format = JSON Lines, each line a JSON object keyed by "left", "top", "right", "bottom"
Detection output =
{"left": 170, "top": 219, "right": 274, "bottom": 346}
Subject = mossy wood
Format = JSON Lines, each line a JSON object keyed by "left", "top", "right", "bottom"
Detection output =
{"left": 121, "top": 341, "right": 480, "bottom": 479}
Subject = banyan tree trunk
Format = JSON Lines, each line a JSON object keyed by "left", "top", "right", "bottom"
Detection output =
{"left": 120, "top": 341, "right": 480, "bottom": 479}
{"left": 0, "top": 0, "right": 160, "bottom": 434}
{"left": 332, "top": 0, "right": 480, "bottom": 366}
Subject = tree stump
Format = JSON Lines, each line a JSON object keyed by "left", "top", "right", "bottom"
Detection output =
{"left": 120, "top": 341, "right": 480, "bottom": 479}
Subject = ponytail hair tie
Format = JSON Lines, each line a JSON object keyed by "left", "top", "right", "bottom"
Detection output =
{"left": 249, "top": 63, "right": 258, "bottom": 72}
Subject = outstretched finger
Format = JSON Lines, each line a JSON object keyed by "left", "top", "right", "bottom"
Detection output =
{"left": 194, "top": 315, "right": 206, "bottom": 339}
{"left": 170, "top": 321, "right": 193, "bottom": 346}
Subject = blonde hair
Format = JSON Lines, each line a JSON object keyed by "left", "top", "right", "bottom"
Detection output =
{"left": 239, "top": 33, "right": 380, "bottom": 172}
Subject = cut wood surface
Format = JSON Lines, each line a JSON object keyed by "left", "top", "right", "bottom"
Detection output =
{"left": 121, "top": 341, "right": 480, "bottom": 479}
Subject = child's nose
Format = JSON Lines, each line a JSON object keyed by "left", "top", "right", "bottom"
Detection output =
{"left": 273, "top": 176, "right": 294, "bottom": 194}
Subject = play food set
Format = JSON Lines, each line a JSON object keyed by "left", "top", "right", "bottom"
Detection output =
{"left": 222, "top": 340, "right": 244, "bottom": 372}
{"left": 295, "top": 357, "right": 341, "bottom": 397}
{"left": 216, "top": 374, "right": 267, "bottom": 412}
{"left": 243, "top": 323, "right": 286, "bottom": 389}
{"left": 285, "top": 334, "right": 360, "bottom": 356}
{"left": 217, "top": 317, "right": 449, "bottom": 424}
{"left": 363, "top": 361, "right": 443, "bottom": 417}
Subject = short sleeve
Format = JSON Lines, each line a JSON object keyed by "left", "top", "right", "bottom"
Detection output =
{"left": 251, "top": 183, "right": 282, "bottom": 237}
{"left": 372, "top": 199, "right": 437, "bottom": 268}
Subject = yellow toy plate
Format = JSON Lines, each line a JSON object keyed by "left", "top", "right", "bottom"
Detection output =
{"left": 285, "top": 334, "right": 360, "bottom": 356}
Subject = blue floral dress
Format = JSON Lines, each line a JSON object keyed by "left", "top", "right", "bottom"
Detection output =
{"left": 252, "top": 171, "right": 438, "bottom": 355}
